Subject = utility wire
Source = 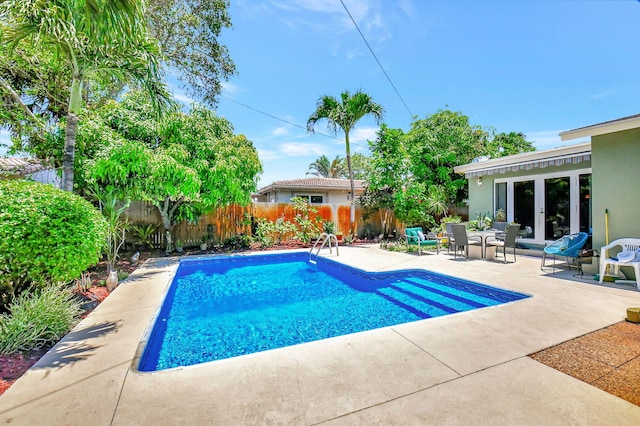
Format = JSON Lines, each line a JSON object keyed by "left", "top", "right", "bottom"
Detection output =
{"left": 339, "top": 0, "right": 414, "bottom": 118}
{"left": 219, "top": 94, "right": 370, "bottom": 149}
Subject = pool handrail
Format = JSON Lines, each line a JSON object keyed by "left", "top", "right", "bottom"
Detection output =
{"left": 310, "top": 232, "right": 339, "bottom": 263}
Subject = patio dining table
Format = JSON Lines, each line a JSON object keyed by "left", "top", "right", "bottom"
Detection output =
{"left": 466, "top": 230, "right": 499, "bottom": 259}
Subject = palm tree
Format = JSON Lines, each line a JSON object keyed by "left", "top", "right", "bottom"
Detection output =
{"left": 2, "top": 0, "right": 171, "bottom": 191}
{"left": 307, "top": 90, "right": 384, "bottom": 233}
{"left": 307, "top": 155, "right": 347, "bottom": 178}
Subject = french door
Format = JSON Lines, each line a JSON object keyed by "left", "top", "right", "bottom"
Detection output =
{"left": 494, "top": 169, "right": 591, "bottom": 244}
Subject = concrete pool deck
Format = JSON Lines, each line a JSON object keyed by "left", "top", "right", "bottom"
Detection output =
{"left": 1, "top": 245, "right": 640, "bottom": 424}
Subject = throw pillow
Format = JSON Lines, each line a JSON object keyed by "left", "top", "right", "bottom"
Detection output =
{"left": 417, "top": 230, "right": 426, "bottom": 241}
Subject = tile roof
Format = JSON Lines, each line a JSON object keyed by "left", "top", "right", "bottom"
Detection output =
{"left": 0, "top": 157, "right": 44, "bottom": 175}
{"left": 258, "top": 177, "right": 365, "bottom": 194}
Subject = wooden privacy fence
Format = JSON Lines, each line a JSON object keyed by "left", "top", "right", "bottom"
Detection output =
{"left": 122, "top": 201, "right": 399, "bottom": 248}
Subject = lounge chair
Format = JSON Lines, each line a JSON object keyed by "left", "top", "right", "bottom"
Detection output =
{"left": 450, "top": 224, "right": 481, "bottom": 260}
{"left": 404, "top": 227, "right": 440, "bottom": 255}
{"left": 485, "top": 224, "right": 520, "bottom": 263}
{"left": 540, "top": 232, "right": 589, "bottom": 273}
{"left": 598, "top": 238, "right": 640, "bottom": 290}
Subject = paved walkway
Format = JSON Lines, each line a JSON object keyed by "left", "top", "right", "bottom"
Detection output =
{"left": 1, "top": 245, "right": 640, "bottom": 425}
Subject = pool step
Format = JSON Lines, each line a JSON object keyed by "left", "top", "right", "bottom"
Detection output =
{"left": 376, "top": 278, "right": 498, "bottom": 319}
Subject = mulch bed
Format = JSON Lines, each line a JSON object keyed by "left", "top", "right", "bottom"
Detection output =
{"left": 529, "top": 321, "right": 640, "bottom": 406}
{"left": 0, "top": 250, "right": 156, "bottom": 396}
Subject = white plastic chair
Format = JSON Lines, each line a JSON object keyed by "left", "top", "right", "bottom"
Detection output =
{"left": 599, "top": 238, "right": 640, "bottom": 290}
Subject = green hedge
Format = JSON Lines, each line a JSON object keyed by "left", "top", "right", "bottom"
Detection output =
{"left": 0, "top": 180, "right": 107, "bottom": 308}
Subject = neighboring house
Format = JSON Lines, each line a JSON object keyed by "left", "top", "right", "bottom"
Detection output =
{"left": 256, "top": 177, "right": 365, "bottom": 204}
{"left": 454, "top": 113, "right": 640, "bottom": 252}
{"left": 0, "top": 157, "right": 60, "bottom": 187}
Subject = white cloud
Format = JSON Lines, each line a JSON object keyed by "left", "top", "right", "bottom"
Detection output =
{"left": 350, "top": 126, "right": 379, "bottom": 144}
{"left": 221, "top": 81, "right": 241, "bottom": 96}
{"left": 272, "top": 126, "right": 289, "bottom": 136}
{"left": 280, "top": 142, "right": 326, "bottom": 157}
{"left": 526, "top": 130, "right": 572, "bottom": 151}
{"left": 592, "top": 88, "right": 618, "bottom": 99}
{"left": 257, "top": 147, "right": 281, "bottom": 161}
{"left": 173, "top": 92, "right": 194, "bottom": 105}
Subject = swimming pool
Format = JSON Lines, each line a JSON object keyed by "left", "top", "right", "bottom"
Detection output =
{"left": 138, "top": 252, "right": 528, "bottom": 371}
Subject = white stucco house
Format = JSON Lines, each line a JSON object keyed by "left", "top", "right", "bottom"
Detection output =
{"left": 255, "top": 177, "right": 365, "bottom": 204}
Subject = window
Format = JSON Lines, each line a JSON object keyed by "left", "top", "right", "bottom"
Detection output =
{"left": 296, "top": 195, "right": 324, "bottom": 204}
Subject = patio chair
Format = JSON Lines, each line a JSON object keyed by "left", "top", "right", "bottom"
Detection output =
{"left": 598, "top": 238, "right": 640, "bottom": 290}
{"left": 489, "top": 221, "right": 508, "bottom": 240}
{"left": 540, "top": 232, "right": 589, "bottom": 273}
{"left": 485, "top": 224, "right": 520, "bottom": 263}
{"left": 445, "top": 222, "right": 457, "bottom": 255}
{"left": 450, "top": 224, "right": 481, "bottom": 260}
{"left": 404, "top": 227, "right": 440, "bottom": 255}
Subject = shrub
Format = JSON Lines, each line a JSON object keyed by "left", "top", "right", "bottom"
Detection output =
{"left": 0, "top": 283, "right": 82, "bottom": 353}
{"left": 223, "top": 234, "right": 251, "bottom": 251}
{"left": 0, "top": 180, "right": 107, "bottom": 309}
{"left": 254, "top": 218, "right": 276, "bottom": 247}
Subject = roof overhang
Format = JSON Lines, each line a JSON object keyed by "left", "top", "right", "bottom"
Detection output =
{"left": 454, "top": 142, "right": 591, "bottom": 179}
{"left": 257, "top": 180, "right": 365, "bottom": 195}
{"left": 560, "top": 114, "right": 640, "bottom": 141}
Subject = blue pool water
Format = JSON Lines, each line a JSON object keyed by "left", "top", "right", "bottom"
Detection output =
{"left": 139, "top": 252, "right": 528, "bottom": 371}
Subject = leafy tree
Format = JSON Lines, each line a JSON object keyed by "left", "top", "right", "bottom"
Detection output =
{"left": 0, "top": 0, "right": 171, "bottom": 191}
{"left": 306, "top": 155, "right": 346, "bottom": 178}
{"left": 307, "top": 90, "right": 384, "bottom": 232}
{"left": 360, "top": 125, "right": 407, "bottom": 234}
{"left": 404, "top": 110, "right": 490, "bottom": 208}
{"left": 147, "top": 0, "right": 236, "bottom": 105}
{"left": 486, "top": 131, "right": 535, "bottom": 158}
{"left": 84, "top": 91, "right": 262, "bottom": 246}
{"left": 350, "top": 153, "right": 373, "bottom": 180}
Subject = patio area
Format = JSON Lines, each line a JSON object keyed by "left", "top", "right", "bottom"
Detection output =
{"left": 1, "top": 245, "right": 640, "bottom": 424}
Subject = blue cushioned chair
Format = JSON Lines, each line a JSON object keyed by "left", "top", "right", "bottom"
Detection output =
{"left": 541, "top": 232, "right": 589, "bottom": 273}
{"left": 404, "top": 227, "right": 440, "bottom": 255}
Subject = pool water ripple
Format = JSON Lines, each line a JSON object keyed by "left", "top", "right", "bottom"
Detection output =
{"left": 139, "top": 252, "right": 528, "bottom": 371}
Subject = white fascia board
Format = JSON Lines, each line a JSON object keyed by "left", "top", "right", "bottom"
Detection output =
{"left": 560, "top": 115, "right": 640, "bottom": 141}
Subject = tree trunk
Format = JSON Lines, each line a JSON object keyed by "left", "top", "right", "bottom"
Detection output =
{"left": 345, "top": 131, "right": 356, "bottom": 235}
{"left": 153, "top": 197, "right": 183, "bottom": 253}
{"left": 61, "top": 112, "right": 78, "bottom": 192}
{"left": 62, "top": 77, "right": 83, "bottom": 192}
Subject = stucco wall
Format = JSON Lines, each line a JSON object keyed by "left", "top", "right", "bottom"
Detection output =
{"left": 591, "top": 128, "right": 640, "bottom": 250}
{"left": 467, "top": 177, "right": 494, "bottom": 218}
{"left": 263, "top": 190, "right": 355, "bottom": 204}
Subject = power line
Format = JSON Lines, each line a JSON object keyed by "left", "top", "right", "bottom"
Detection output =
{"left": 219, "top": 94, "right": 370, "bottom": 149}
{"left": 339, "top": 0, "right": 414, "bottom": 118}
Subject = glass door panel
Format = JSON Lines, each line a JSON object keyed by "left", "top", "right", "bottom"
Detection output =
{"left": 514, "top": 180, "right": 535, "bottom": 238}
{"left": 579, "top": 174, "right": 592, "bottom": 235}
{"left": 544, "top": 177, "right": 570, "bottom": 240}
{"left": 495, "top": 182, "right": 507, "bottom": 219}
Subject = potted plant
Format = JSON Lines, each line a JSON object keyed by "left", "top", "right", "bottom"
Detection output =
{"left": 200, "top": 234, "right": 209, "bottom": 251}
{"left": 495, "top": 208, "right": 506, "bottom": 222}
{"left": 175, "top": 240, "right": 184, "bottom": 253}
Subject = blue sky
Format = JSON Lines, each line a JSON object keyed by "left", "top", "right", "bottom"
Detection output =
{"left": 205, "top": 0, "right": 640, "bottom": 187}
{"left": 2, "top": 1, "right": 639, "bottom": 188}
